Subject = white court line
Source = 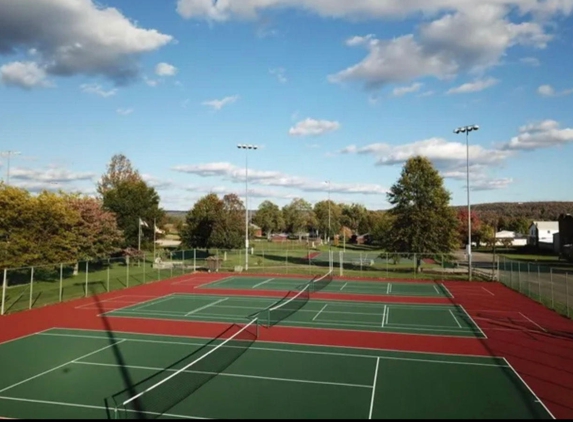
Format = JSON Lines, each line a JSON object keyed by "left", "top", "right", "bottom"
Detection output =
{"left": 440, "top": 284, "right": 454, "bottom": 298}
{"left": 99, "top": 294, "right": 175, "bottom": 316}
{"left": 191, "top": 275, "right": 235, "bottom": 288}
{"left": 501, "top": 358, "right": 555, "bottom": 419}
{"left": 368, "top": 357, "right": 380, "bottom": 419}
{"left": 132, "top": 295, "right": 176, "bottom": 311}
{"left": 481, "top": 287, "right": 495, "bottom": 296}
{"left": 185, "top": 298, "right": 229, "bottom": 316}
{"left": 252, "top": 278, "right": 275, "bottom": 288}
{"left": 40, "top": 331, "right": 508, "bottom": 367}
{"left": 73, "top": 361, "right": 370, "bottom": 389}
{"left": 449, "top": 310, "right": 462, "bottom": 328}
{"left": 0, "top": 340, "right": 126, "bottom": 394}
{"left": 340, "top": 282, "right": 347, "bottom": 291}
{"left": 457, "top": 306, "right": 487, "bottom": 339}
{"left": 312, "top": 304, "right": 328, "bottom": 321}
{"left": 386, "top": 283, "right": 391, "bottom": 295}
{"left": 41, "top": 327, "right": 507, "bottom": 359}
{"left": 385, "top": 307, "right": 390, "bottom": 326}
{"left": 518, "top": 312, "right": 547, "bottom": 332}
{"left": 0, "top": 328, "right": 52, "bottom": 348}
{"left": 0, "top": 396, "right": 204, "bottom": 419}
{"left": 381, "top": 305, "right": 387, "bottom": 328}
{"left": 433, "top": 285, "right": 440, "bottom": 294}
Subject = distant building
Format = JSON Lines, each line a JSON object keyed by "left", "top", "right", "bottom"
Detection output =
{"left": 528, "top": 221, "right": 559, "bottom": 251}
{"left": 495, "top": 230, "right": 527, "bottom": 247}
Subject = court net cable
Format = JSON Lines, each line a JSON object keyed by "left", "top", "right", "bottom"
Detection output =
{"left": 111, "top": 318, "right": 259, "bottom": 419}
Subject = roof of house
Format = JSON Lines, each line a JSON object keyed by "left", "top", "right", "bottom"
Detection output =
{"left": 531, "top": 221, "right": 559, "bottom": 231}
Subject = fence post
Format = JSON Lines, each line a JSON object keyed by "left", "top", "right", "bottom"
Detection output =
{"left": 339, "top": 251, "right": 343, "bottom": 277}
{"left": 360, "top": 252, "right": 363, "bottom": 273}
{"left": 550, "top": 268, "right": 554, "bottom": 309}
{"left": 538, "top": 266, "right": 541, "bottom": 302}
{"left": 28, "top": 267, "right": 34, "bottom": 310}
{"left": 566, "top": 272, "right": 570, "bottom": 318}
{"left": 59, "top": 263, "right": 63, "bottom": 302}
{"left": 527, "top": 263, "right": 531, "bottom": 296}
{"left": 107, "top": 260, "right": 110, "bottom": 292}
{"left": 1, "top": 269, "right": 7, "bottom": 315}
{"left": 85, "top": 261, "right": 89, "bottom": 297}
{"left": 386, "top": 253, "right": 389, "bottom": 278}
{"left": 285, "top": 249, "right": 288, "bottom": 274}
{"left": 193, "top": 249, "right": 196, "bottom": 273}
{"left": 142, "top": 254, "right": 146, "bottom": 284}
{"left": 182, "top": 250, "right": 185, "bottom": 274}
{"left": 262, "top": 249, "right": 265, "bottom": 272}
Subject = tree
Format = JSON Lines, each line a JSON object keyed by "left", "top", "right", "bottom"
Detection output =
{"left": 507, "top": 217, "right": 530, "bottom": 236}
{"left": 211, "top": 194, "right": 246, "bottom": 250}
{"left": 252, "top": 200, "right": 284, "bottom": 237}
{"left": 384, "top": 156, "right": 459, "bottom": 271}
{"left": 0, "top": 185, "right": 80, "bottom": 268}
{"left": 64, "top": 194, "right": 123, "bottom": 260}
{"left": 456, "top": 209, "right": 482, "bottom": 247}
{"left": 341, "top": 203, "right": 368, "bottom": 235}
{"left": 361, "top": 210, "right": 385, "bottom": 237}
{"left": 180, "top": 193, "right": 223, "bottom": 250}
{"left": 480, "top": 224, "right": 496, "bottom": 248}
{"left": 102, "top": 180, "right": 164, "bottom": 249}
{"left": 313, "top": 200, "right": 341, "bottom": 240}
{"left": 97, "top": 154, "right": 142, "bottom": 196}
{"left": 370, "top": 212, "right": 395, "bottom": 247}
{"left": 282, "top": 198, "right": 315, "bottom": 237}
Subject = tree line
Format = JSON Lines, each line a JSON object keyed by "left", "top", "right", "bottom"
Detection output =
{"left": 0, "top": 154, "right": 164, "bottom": 269}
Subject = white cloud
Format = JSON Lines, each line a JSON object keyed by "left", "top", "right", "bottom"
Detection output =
{"left": 269, "top": 67, "right": 287, "bottom": 83}
{"left": 470, "top": 177, "right": 514, "bottom": 191}
{"left": 116, "top": 108, "right": 134, "bottom": 116}
{"left": 446, "top": 77, "right": 499, "bottom": 94}
{"left": 155, "top": 62, "right": 178, "bottom": 76}
{"left": 175, "top": 1, "right": 573, "bottom": 22}
{"left": 141, "top": 174, "right": 173, "bottom": 190}
{"left": 172, "top": 162, "right": 387, "bottom": 195}
{"left": 289, "top": 118, "right": 341, "bottom": 136}
{"left": 537, "top": 84, "right": 573, "bottom": 97}
{"left": 80, "top": 83, "right": 118, "bottom": 97}
{"left": 340, "top": 137, "right": 513, "bottom": 190}
{"left": 0, "top": 0, "right": 173, "bottom": 85}
{"left": 328, "top": 5, "right": 551, "bottom": 89}
{"left": 502, "top": 120, "right": 573, "bottom": 150}
{"left": 520, "top": 57, "right": 540, "bottom": 66}
{"left": 0, "top": 61, "right": 51, "bottom": 89}
{"left": 202, "top": 95, "right": 239, "bottom": 110}
{"left": 392, "top": 82, "right": 423, "bottom": 97}
{"left": 10, "top": 167, "right": 96, "bottom": 183}
{"left": 143, "top": 75, "right": 159, "bottom": 87}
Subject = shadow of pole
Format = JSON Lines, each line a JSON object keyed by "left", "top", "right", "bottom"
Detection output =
{"left": 89, "top": 286, "right": 146, "bottom": 419}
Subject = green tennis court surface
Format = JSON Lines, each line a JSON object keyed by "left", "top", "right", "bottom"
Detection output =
{"left": 0, "top": 328, "right": 551, "bottom": 419}
{"left": 197, "top": 276, "right": 452, "bottom": 297}
{"left": 101, "top": 293, "right": 484, "bottom": 338}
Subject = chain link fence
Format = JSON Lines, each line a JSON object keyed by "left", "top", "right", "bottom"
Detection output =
{"left": 497, "top": 256, "right": 572, "bottom": 319}
{"left": 1, "top": 247, "right": 474, "bottom": 315}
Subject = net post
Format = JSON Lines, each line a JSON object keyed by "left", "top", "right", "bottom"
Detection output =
{"left": 59, "top": 263, "right": 64, "bottom": 302}
{"left": 1, "top": 268, "right": 7, "bottom": 315}
{"left": 85, "top": 261, "right": 89, "bottom": 297}
{"left": 29, "top": 266, "right": 34, "bottom": 309}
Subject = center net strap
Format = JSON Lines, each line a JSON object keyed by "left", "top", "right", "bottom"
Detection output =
{"left": 113, "top": 318, "right": 258, "bottom": 419}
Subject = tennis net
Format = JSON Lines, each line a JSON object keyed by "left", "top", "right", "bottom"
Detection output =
{"left": 111, "top": 318, "right": 258, "bottom": 419}
{"left": 254, "top": 284, "right": 310, "bottom": 328}
{"left": 310, "top": 270, "right": 333, "bottom": 293}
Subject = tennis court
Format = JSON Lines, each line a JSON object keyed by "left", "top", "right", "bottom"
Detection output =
{"left": 0, "top": 327, "right": 552, "bottom": 419}
{"left": 196, "top": 276, "right": 452, "bottom": 298}
{"left": 100, "top": 293, "right": 483, "bottom": 338}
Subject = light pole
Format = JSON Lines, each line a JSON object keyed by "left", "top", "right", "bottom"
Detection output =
{"left": 324, "top": 181, "right": 331, "bottom": 248}
{"left": 453, "top": 125, "right": 479, "bottom": 281}
{"left": 237, "top": 144, "right": 258, "bottom": 271}
{"left": 0, "top": 151, "right": 21, "bottom": 185}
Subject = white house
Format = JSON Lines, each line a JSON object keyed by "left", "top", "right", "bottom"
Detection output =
{"left": 495, "top": 230, "right": 527, "bottom": 247}
{"left": 528, "top": 221, "right": 559, "bottom": 250}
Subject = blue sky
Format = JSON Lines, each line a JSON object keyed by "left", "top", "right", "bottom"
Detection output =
{"left": 1, "top": 0, "right": 572, "bottom": 211}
